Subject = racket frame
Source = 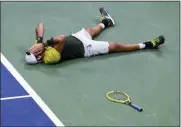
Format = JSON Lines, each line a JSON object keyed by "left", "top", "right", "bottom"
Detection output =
{"left": 106, "top": 91, "right": 143, "bottom": 112}
{"left": 106, "top": 91, "right": 130, "bottom": 104}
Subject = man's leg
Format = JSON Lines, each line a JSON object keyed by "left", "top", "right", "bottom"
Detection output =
{"left": 86, "top": 24, "right": 104, "bottom": 38}
{"left": 108, "top": 35, "right": 165, "bottom": 53}
{"left": 86, "top": 7, "right": 115, "bottom": 38}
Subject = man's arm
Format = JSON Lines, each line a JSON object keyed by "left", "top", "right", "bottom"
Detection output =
{"left": 43, "top": 35, "right": 65, "bottom": 53}
{"left": 35, "top": 23, "right": 44, "bottom": 43}
{"left": 43, "top": 35, "right": 65, "bottom": 47}
{"left": 30, "top": 35, "right": 65, "bottom": 56}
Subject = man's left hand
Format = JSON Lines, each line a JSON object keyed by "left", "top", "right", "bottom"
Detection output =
{"left": 29, "top": 43, "right": 44, "bottom": 56}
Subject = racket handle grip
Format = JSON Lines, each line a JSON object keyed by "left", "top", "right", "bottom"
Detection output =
{"left": 130, "top": 103, "right": 143, "bottom": 112}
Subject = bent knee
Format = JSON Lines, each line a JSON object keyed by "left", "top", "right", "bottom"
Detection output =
{"left": 86, "top": 28, "right": 94, "bottom": 37}
{"left": 108, "top": 42, "right": 123, "bottom": 52}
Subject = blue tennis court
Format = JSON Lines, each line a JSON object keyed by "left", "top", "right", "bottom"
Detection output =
{"left": 1, "top": 54, "right": 64, "bottom": 126}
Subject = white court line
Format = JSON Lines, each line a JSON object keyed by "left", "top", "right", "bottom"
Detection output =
{"left": 1, "top": 95, "right": 31, "bottom": 100}
{"left": 1, "top": 53, "right": 64, "bottom": 127}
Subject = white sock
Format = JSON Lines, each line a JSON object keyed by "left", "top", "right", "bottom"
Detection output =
{"left": 139, "top": 43, "right": 146, "bottom": 49}
{"left": 99, "top": 23, "right": 105, "bottom": 29}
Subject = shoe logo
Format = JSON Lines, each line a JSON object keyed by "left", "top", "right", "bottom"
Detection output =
{"left": 101, "top": 15, "right": 104, "bottom": 20}
{"left": 154, "top": 38, "right": 160, "bottom": 43}
{"left": 152, "top": 38, "right": 160, "bottom": 46}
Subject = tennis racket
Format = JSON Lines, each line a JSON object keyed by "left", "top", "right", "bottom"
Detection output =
{"left": 106, "top": 91, "right": 143, "bottom": 112}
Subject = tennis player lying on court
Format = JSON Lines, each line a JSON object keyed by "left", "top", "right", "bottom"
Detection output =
{"left": 26, "top": 7, "right": 165, "bottom": 64}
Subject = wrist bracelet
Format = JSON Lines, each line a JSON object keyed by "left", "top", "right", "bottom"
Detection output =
{"left": 37, "top": 37, "right": 43, "bottom": 43}
{"left": 47, "top": 38, "right": 54, "bottom": 46}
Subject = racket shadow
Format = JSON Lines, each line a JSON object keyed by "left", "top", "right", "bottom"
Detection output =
{"left": 23, "top": 48, "right": 164, "bottom": 75}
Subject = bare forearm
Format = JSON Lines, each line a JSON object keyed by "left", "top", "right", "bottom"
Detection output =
{"left": 35, "top": 23, "right": 44, "bottom": 42}
{"left": 43, "top": 39, "right": 58, "bottom": 47}
{"left": 43, "top": 35, "right": 65, "bottom": 47}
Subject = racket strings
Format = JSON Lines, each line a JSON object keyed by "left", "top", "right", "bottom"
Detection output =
{"left": 108, "top": 92, "right": 127, "bottom": 101}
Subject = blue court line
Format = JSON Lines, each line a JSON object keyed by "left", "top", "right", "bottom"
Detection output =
{"left": 1, "top": 53, "right": 64, "bottom": 126}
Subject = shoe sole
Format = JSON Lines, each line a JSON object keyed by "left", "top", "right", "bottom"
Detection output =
{"left": 99, "top": 7, "right": 115, "bottom": 25}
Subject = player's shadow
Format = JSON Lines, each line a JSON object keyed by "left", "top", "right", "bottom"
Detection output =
{"left": 23, "top": 62, "right": 63, "bottom": 77}
{"left": 47, "top": 47, "right": 165, "bottom": 69}
{"left": 23, "top": 43, "right": 165, "bottom": 77}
